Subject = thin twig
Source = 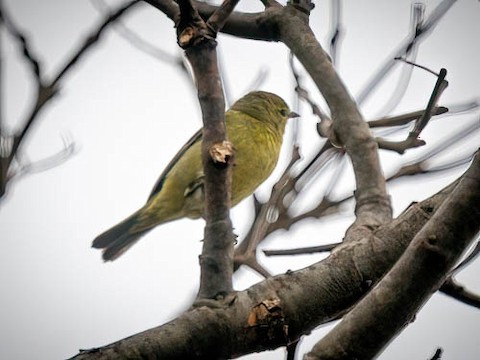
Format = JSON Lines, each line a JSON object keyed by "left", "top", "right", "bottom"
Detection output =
{"left": 289, "top": 52, "right": 330, "bottom": 123}
{"left": 52, "top": 0, "right": 141, "bottom": 87}
{"left": 386, "top": 121, "right": 479, "bottom": 180}
{"left": 395, "top": 56, "right": 439, "bottom": 77}
{"left": 368, "top": 107, "right": 448, "bottom": 128}
{"left": 16, "top": 135, "right": 76, "bottom": 177}
{"left": 234, "top": 146, "right": 302, "bottom": 272}
{"left": 356, "top": 0, "right": 455, "bottom": 105}
{"left": 428, "top": 348, "right": 443, "bottom": 360}
{"left": 206, "top": 0, "right": 241, "bottom": 33}
{"left": 409, "top": 68, "right": 448, "bottom": 138}
{"left": 375, "top": 68, "right": 449, "bottom": 154}
{"left": 440, "top": 277, "right": 480, "bottom": 309}
{"left": 375, "top": 3, "right": 425, "bottom": 117}
{"left": 263, "top": 242, "right": 341, "bottom": 256}
{"left": 328, "top": 0, "right": 343, "bottom": 66}
{"left": 0, "top": 5, "right": 42, "bottom": 80}
{"left": 90, "top": 0, "right": 183, "bottom": 64}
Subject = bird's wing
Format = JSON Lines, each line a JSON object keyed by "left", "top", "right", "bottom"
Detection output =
{"left": 148, "top": 128, "right": 203, "bottom": 200}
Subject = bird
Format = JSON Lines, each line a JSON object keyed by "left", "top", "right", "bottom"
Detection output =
{"left": 92, "top": 91, "right": 299, "bottom": 261}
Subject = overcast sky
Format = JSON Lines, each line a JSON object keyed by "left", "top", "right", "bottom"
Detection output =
{"left": 0, "top": 1, "right": 479, "bottom": 359}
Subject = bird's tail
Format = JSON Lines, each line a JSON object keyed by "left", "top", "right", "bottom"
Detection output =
{"left": 92, "top": 211, "right": 151, "bottom": 261}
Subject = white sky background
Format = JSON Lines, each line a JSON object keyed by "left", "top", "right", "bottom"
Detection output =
{"left": 0, "top": 0, "right": 479, "bottom": 359}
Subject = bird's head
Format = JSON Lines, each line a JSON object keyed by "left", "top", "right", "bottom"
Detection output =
{"left": 231, "top": 91, "right": 300, "bottom": 133}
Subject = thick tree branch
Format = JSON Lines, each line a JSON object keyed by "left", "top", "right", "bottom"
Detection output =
{"left": 144, "top": 0, "right": 280, "bottom": 41}
{"left": 176, "top": 0, "right": 239, "bottom": 300}
{"left": 189, "top": 42, "right": 235, "bottom": 300}
{"left": 305, "top": 152, "right": 480, "bottom": 360}
{"left": 69, "top": 168, "right": 465, "bottom": 359}
{"left": 275, "top": 3, "right": 391, "bottom": 235}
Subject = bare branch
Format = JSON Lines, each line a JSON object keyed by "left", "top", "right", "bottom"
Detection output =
{"left": 90, "top": 0, "right": 184, "bottom": 65}
{"left": 0, "top": 5, "right": 42, "bottom": 80}
{"left": 16, "top": 135, "right": 76, "bottom": 177}
{"left": 368, "top": 106, "right": 448, "bottom": 128}
{"left": 305, "top": 152, "right": 480, "bottom": 360}
{"left": 387, "top": 117, "right": 480, "bottom": 180}
{"left": 444, "top": 99, "right": 480, "bottom": 114}
{"left": 206, "top": 0, "right": 241, "bottom": 33}
{"left": 376, "top": 68, "right": 449, "bottom": 154}
{"left": 289, "top": 52, "right": 331, "bottom": 138}
{"left": 234, "top": 145, "right": 302, "bottom": 273}
{"left": 263, "top": 242, "right": 341, "bottom": 257}
{"left": 327, "top": 0, "right": 343, "bottom": 66}
{"left": 395, "top": 56, "right": 440, "bottom": 76}
{"left": 52, "top": 0, "right": 142, "bottom": 87}
{"left": 69, "top": 167, "right": 462, "bottom": 359}
{"left": 0, "top": 0, "right": 141, "bottom": 199}
{"left": 374, "top": 3, "right": 425, "bottom": 117}
{"left": 409, "top": 68, "right": 448, "bottom": 138}
{"left": 440, "top": 276, "right": 480, "bottom": 309}
{"left": 356, "top": 0, "right": 456, "bottom": 106}
{"left": 376, "top": 137, "right": 425, "bottom": 154}
{"left": 145, "top": 0, "right": 279, "bottom": 41}
{"left": 175, "top": 0, "right": 241, "bottom": 300}
{"left": 279, "top": 4, "right": 392, "bottom": 235}
{"left": 429, "top": 348, "right": 443, "bottom": 360}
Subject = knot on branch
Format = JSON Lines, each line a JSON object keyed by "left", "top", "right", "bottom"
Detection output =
{"left": 177, "top": 23, "right": 215, "bottom": 48}
{"left": 175, "top": 0, "right": 216, "bottom": 48}
{"left": 246, "top": 298, "right": 289, "bottom": 345}
{"left": 209, "top": 140, "right": 234, "bottom": 165}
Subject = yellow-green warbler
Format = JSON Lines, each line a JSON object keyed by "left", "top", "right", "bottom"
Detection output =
{"left": 93, "top": 91, "right": 298, "bottom": 260}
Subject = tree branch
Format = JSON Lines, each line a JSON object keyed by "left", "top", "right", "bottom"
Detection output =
{"left": 305, "top": 152, "right": 480, "bottom": 360}
{"left": 69, "top": 165, "right": 465, "bottom": 359}
{"left": 355, "top": 0, "right": 456, "bottom": 106}
{"left": 368, "top": 106, "right": 448, "bottom": 128}
{"left": 375, "top": 65, "right": 448, "bottom": 152}
{"left": 175, "top": 0, "right": 239, "bottom": 300}
{"left": 439, "top": 276, "right": 480, "bottom": 309}
{"left": 263, "top": 242, "right": 341, "bottom": 257}
{"left": 0, "top": 0, "right": 141, "bottom": 199}
{"left": 276, "top": 3, "right": 392, "bottom": 236}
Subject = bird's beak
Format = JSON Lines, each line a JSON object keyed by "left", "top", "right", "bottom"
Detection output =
{"left": 289, "top": 111, "right": 300, "bottom": 118}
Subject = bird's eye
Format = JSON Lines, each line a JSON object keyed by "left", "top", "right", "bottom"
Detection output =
{"left": 279, "top": 109, "right": 288, "bottom": 116}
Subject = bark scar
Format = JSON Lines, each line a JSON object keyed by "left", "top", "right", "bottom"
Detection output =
{"left": 209, "top": 140, "right": 234, "bottom": 164}
{"left": 246, "top": 298, "right": 289, "bottom": 343}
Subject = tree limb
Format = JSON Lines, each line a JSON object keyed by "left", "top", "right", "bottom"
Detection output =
{"left": 0, "top": 0, "right": 142, "bottom": 199}
{"left": 175, "top": 0, "right": 239, "bottom": 300}
{"left": 305, "top": 151, "right": 480, "bottom": 360}
{"left": 68, "top": 164, "right": 465, "bottom": 359}
{"left": 439, "top": 276, "right": 480, "bottom": 309}
{"left": 276, "top": 3, "right": 392, "bottom": 236}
